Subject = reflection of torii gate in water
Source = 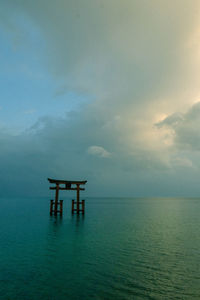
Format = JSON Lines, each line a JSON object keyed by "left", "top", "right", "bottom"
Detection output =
{"left": 48, "top": 178, "right": 87, "bottom": 216}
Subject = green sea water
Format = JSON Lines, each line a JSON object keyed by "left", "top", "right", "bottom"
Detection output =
{"left": 0, "top": 197, "right": 200, "bottom": 299}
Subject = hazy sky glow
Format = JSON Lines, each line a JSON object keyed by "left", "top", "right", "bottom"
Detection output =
{"left": 1, "top": 0, "right": 200, "bottom": 196}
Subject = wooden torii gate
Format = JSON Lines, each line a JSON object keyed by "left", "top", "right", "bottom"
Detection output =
{"left": 48, "top": 178, "right": 87, "bottom": 216}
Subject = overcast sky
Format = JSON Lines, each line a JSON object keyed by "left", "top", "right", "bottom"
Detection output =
{"left": 1, "top": 0, "right": 200, "bottom": 197}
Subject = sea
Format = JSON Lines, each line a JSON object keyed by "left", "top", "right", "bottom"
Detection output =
{"left": 0, "top": 197, "right": 200, "bottom": 300}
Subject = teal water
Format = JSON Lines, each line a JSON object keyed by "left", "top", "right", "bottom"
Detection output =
{"left": 0, "top": 197, "right": 200, "bottom": 299}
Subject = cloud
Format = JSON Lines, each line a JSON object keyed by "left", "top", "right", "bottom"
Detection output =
{"left": 23, "top": 109, "right": 36, "bottom": 114}
{"left": 1, "top": 0, "right": 200, "bottom": 100}
{"left": 1, "top": 1, "right": 200, "bottom": 196}
{"left": 0, "top": 106, "right": 174, "bottom": 196}
{"left": 0, "top": 102, "right": 199, "bottom": 197}
{"left": 155, "top": 113, "right": 184, "bottom": 129}
{"left": 172, "top": 157, "right": 193, "bottom": 168}
{"left": 1, "top": 0, "right": 200, "bottom": 117}
{"left": 87, "top": 146, "right": 111, "bottom": 158}
{"left": 156, "top": 101, "right": 200, "bottom": 151}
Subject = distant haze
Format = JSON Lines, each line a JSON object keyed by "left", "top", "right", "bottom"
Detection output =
{"left": 1, "top": 1, "right": 200, "bottom": 197}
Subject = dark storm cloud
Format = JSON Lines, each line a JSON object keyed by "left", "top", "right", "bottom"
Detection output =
{"left": 157, "top": 102, "right": 200, "bottom": 151}
{"left": 0, "top": 105, "right": 173, "bottom": 196}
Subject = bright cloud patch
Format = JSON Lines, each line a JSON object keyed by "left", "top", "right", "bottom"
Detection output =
{"left": 87, "top": 146, "right": 111, "bottom": 158}
{"left": 23, "top": 109, "right": 36, "bottom": 114}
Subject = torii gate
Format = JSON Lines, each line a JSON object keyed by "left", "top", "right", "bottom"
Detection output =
{"left": 48, "top": 178, "right": 87, "bottom": 216}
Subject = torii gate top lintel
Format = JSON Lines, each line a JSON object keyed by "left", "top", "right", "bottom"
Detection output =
{"left": 48, "top": 178, "right": 87, "bottom": 185}
{"left": 48, "top": 178, "right": 87, "bottom": 191}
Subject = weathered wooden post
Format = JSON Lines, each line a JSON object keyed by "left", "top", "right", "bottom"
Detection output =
{"left": 82, "top": 200, "right": 85, "bottom": 214}
{"left": 54, "top": 183, "right": 59, "bottom": 216}
{"left": 50, "top": 200, "right": 54, "bottom": 215}
{"left": 72, "top": 199, "right": 75, "bottom": 214}
{"left": 76, "top": 184, "right": 80, "bottom": 214}
{"left": 60, "top": 200, "right": 63, "bottom": 216}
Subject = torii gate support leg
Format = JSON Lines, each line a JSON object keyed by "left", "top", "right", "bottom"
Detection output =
{"left": 54, "top": 183, "right": 59, "bottom": 216}
{"left": 76, "top": 184, "right": 80, "bottom": 214}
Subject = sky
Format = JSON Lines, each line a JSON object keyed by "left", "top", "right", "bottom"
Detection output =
{"left": 1, "top": 0, "right": 200, "bottom": 197}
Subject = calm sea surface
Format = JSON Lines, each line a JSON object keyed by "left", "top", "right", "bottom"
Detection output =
{"left": 0, "top": 197, "right": 200, "bottom": 299}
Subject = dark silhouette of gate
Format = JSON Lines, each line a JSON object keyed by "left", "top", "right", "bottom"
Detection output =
{"left": 48, "top": 178, "right": 87, "bottom": 216}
